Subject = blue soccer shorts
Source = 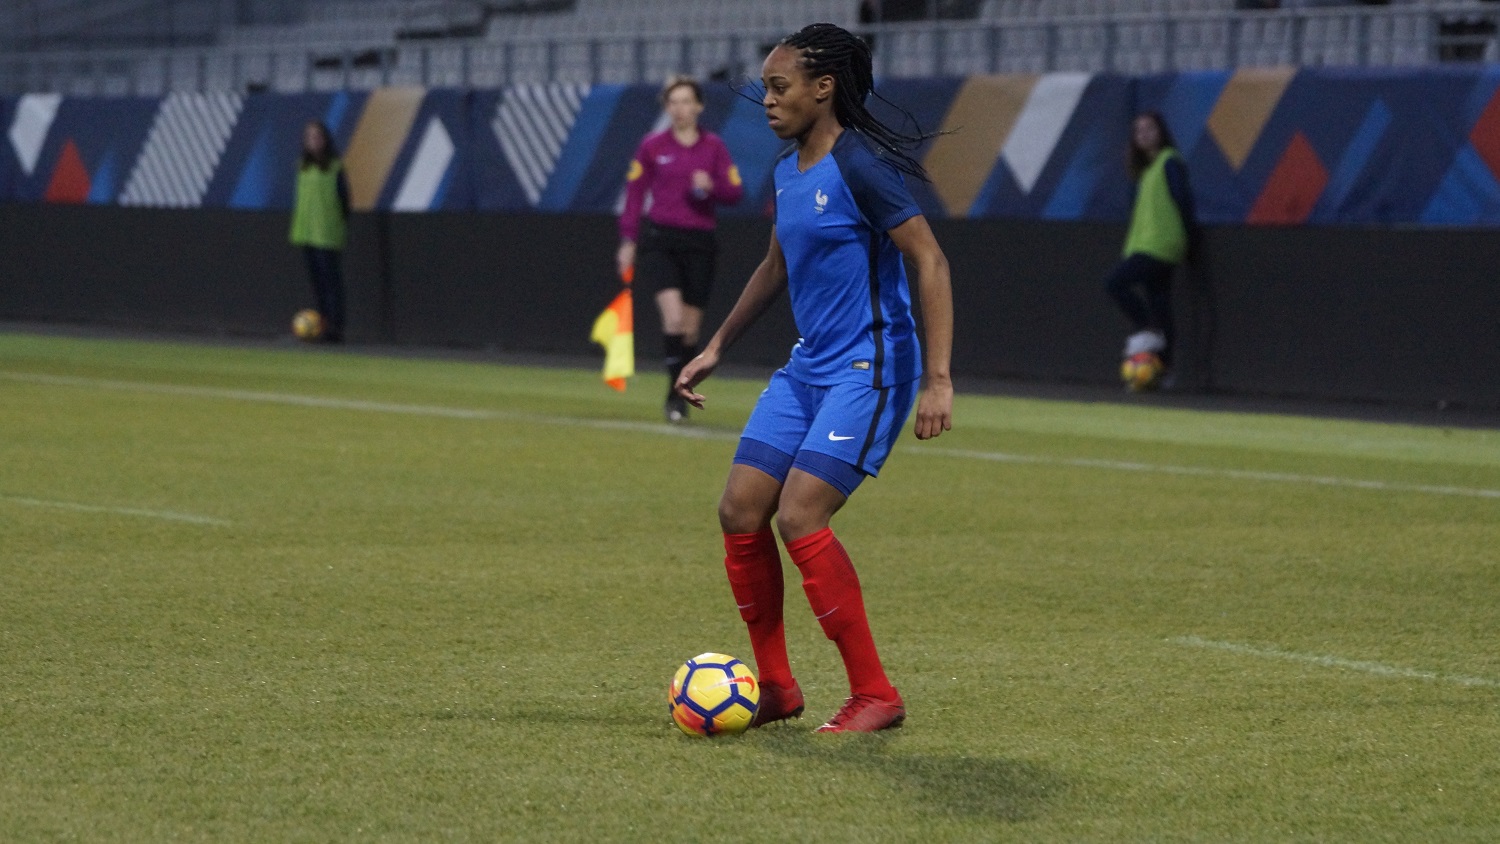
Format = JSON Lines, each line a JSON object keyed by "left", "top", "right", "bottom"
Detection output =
{"left": 733, "top": 368, "right": 918, "bottom": 497}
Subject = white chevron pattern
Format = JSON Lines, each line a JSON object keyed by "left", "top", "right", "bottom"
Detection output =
{"left": 392, "top": 117, "right": 456, "bottom": 212}
{"left": 8, "top": 93, "right": 63, "bottom": 176}
{"left": 1001, "top": 73, "right": 1093, "bottom": 195}
{"left": 119, "top": 92, "right": 244, "bottom": 208}
{"left": 493, "top": 83, "right": 588, "bottom": 206}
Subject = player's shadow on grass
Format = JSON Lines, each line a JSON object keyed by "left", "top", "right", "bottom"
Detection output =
{"left": 760, "top": 731, "right": 1065, "bottom": 823}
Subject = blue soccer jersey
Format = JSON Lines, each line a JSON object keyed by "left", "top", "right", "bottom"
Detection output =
{"left": 773, "top": 130, "right": 923, "bottom": 388}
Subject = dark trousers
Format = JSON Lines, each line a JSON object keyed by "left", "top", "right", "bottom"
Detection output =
{"left": 1105, "top": 252, "right": 1176, "bottom": 365}
{"left": 303, "top": 246, "right": 346, "bottom": 341}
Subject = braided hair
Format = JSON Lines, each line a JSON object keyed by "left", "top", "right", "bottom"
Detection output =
{"left": 776, "top": 22, "right": 936, "bottom": 181}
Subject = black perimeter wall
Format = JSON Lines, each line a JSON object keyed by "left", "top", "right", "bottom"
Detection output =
{"left": 2, "top": 204, "right": 1497, "bottom": 410}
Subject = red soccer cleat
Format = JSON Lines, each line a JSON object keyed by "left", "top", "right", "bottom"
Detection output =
{"left": 814, "top": 689, "right": 906, "bottom": 733}
{"left": 750, "top": 680, "right": 805, "bottom": 728}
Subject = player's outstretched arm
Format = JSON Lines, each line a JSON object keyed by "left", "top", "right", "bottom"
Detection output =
{"left": 890, "top": 214, "right": 953, "bottom": 440}
{"left": 676, "top": 229, "right": 788, "bottom": 408}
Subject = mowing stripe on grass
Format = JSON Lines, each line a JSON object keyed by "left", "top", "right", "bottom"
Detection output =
{"left": 9, "top": 371, "right": 1499, "bottom": 500}
{"left": 917, "top": 446, "right": 1500, "bottom": 500}
{"left": 1172, "top": 635, "right": 1500, "bottom": 688}
{"left": 1, "top": 494, "right": 232, "bottom": 526}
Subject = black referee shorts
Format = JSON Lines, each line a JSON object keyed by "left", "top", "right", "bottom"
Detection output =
{"left": 636, "top": 221, "right": 717, "bottom": 309}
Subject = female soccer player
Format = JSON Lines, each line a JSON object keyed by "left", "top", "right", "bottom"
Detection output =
{"left": 674, "top": 23, "right": 954, "bottom": 733}
{"left": 618, "top": 76, "right": 744, "bottom": 423}
{"left": 1105, "top": 111, "right": 1198, "bottom": 385}
{"left": 289, "top": 121, "right": 350, "bottom": 343}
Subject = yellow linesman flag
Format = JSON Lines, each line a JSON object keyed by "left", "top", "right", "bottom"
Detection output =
{"left": 590, "top": 269, "right": 635, "bottom": 391}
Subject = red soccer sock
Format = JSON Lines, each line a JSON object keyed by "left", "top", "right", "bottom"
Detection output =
{"left": 786, "top": 527, "right": 897, "bottom": 701}
{"left": 723, "top": 529, "right": 794, "bottom": 689}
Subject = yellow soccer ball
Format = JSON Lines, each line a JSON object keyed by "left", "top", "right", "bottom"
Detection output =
{"left": 292, "top": 309, "right": 325, "bottom": 342}
{"left": 1120, "top": 351, "right": 1163, "bottom": 392}
{"left": 668, "top": 653, "right": 760, "bottom": 737}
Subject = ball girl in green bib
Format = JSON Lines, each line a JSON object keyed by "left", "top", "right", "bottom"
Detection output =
{"left": 289, "top": 121, "right": 350, "bottom": 343}
{"left": 1105, "top": 112, "right": 1198, "bottom": 385}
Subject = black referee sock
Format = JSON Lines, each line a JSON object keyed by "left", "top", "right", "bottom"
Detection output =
{"left": 678, "top": 341, "right": 699, "bottom": 389}
{"left": 663, "top": 334, "right": 687, "bottom": 396}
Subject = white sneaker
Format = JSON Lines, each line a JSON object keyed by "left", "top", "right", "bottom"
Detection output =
{"left": 1124, "top": 330, "right": 1166, "bottom": 357}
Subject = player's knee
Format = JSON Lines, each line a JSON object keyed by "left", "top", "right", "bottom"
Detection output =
{"left": 774, "top": 506, "right": 827, "bottom": 545}
{"left": 716, "top": 497, "right": 747, "bottom": 533}
{"left": 718, "top": 492, "right": 771, "bottom": 536}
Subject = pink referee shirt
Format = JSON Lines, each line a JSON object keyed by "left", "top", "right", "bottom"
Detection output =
{"left": 618, "top": 129, "right": 744, "bottom": 242}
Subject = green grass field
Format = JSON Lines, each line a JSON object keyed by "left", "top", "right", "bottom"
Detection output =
{"left": 3, "top": 331, "right": 1498, "bottom": 842}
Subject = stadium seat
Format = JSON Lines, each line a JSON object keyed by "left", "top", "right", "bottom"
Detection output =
{"left": 7, "top": 0, "right": 1498, "bottom": 93}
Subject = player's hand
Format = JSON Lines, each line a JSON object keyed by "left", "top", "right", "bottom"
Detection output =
{"left": 913, "top": 374, "right": 953, "bottom": 440}
{"left": 691, "top": 170, "right": 714, "bottom": 197}
{"left": 675, "top": 348, "right": 720, "bottom": 409}
{"left": 616, "top": 241, "right": 636, "bottom": 280}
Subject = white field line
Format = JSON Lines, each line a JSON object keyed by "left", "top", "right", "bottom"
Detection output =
{"left": 2, "top": 494, "right": 232, "bottom": 526}
{"left": 1, "top": 371, "right": 732, "bottom": 440}
{"left": 1172, "top": 635, "right": 1500, "bottom": 689}
{"left": 8, "top": 371, "right": 1499, "bottom": 499}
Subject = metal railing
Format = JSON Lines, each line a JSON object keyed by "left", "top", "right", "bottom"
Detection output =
{"left": 1, "top": 5, "right": 1495, "bottom": 96}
